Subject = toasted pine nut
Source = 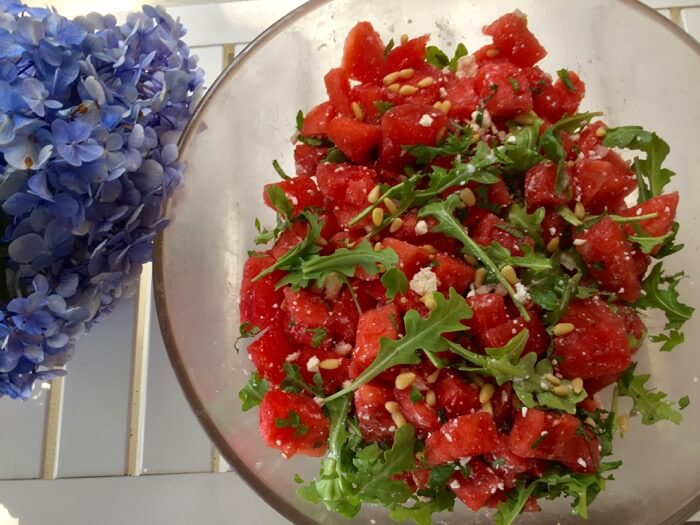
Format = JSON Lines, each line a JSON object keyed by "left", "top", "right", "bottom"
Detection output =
{"left": 486, "top": 48, "right": 500, "bottom": 58}
{"left": 481, "top": 400, "right": 494, "bottom": 415}
{"left": 398, "top": 68, "right": 415, "bottom": 79}
{"left": 474, "top": 267, "right": 487, "bottom": 288}
{"left": 459, "top": 188, "right": 477, "bottom": 207}
{"left": 544, "top": 373, "right": 561, "bottom": 386}
{"left": 383, "top": 71, "right": 400, "bottom": 85}
{"left": 553, "top": 323, "right": 575, "bottom": 337}
{"left": 385, "top": 401, "right": 400, "bottom": 414}
{"left": 426, "top": 369, "right": 441, "bottom": 384}
{"left": 501, "top": 265, "right": 518, "bottom": 285}
{"left": 595, "top": 126, "right": 607, "bottom": 137}
{"left": 392, "top": 412, "right": 408, "bottom": 428}
{"left": 546, "top": 237, "right": 560, "bottom": 254}
{"left": 463, "top": 254, "right": 478, "bottom": 266}
{"left": 421, "top": 244, "right": 437, "bottom": 254}
{"left": 372, "top": 207, "right": 384, "bottom": 226}
{"left": 374, "top": 242, "right": 383, "bottom": 251}
{"left": 479, "top": 383, "right": 495, "bottom": 404}
{"left": 618, "top": 414, "right": 630, "bottom": 433}
{"left": 319, "top": 358, "right": 341, "bottom": 370}
{"left": 399, "top": 84, "right": 419, "bottom": 96}
{"left": 351, "top": 101, "right": 364, "bottom": 121}
{"left": 571, "top": 377, "right": 584, "bottom": 395}
{"left": 389, "top": 218, "right": 404, "bottom": 233}
{"left": 367, "top": 185, "right": 381, "bottom": 204}
{"left": 383, "top": 198, "right": 398, "bottom": 215}
{"left": 417, "top": 76, "right": 435, "bottom": 88}
{"left": 315, "top": 236, "right": 328, "bottom": 247}
{"left": 425, "top": 390, "right": 437, "bottom": 407}
{"left": 574, "top": 201, "right": 586, "bottom": 220}
{"left": 400, "top": 33, "right": 409, "bottom": 44}
{"left": 395, "top": 372, "right": 417, "bottom": 390}
{"left": 388, "top": 83, "right": 400, "bottom": 93}
{"left": 552, "top": 385, "right": 571, "bottom": 397}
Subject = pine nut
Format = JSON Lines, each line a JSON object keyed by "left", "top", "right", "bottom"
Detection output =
{"left": 395, "top": 372, "right": 417, "bottom": 390}
{"left": 319, "top": 358, "right": 341, "bottom": 370}
{"left": 481, "top": 400, "right": 494, "bottom": 415}
{"left": 552, "top": 385, "right": 571, "bottom": 397}
{"left": 595, "top": 126, "right": 607, "bottom": 137}
{"left": 574, "top": 201, "right": 586, "bottom": 220}
{"left": 464, "top": 254, "right": 478, "bottom": 266}
{"left": 426, "top": 369, "right": 441, "bottom": 384}
{"left": 389, "top": 218, "right": 404, "bottom": 233}
{"left": 440, "top": 100, "right": 452, "bottom": 114}
{"left": 374, "top": 242, "right": 383, "bottom": 251}
{"left": 546, "top": 237, "right": 560, "bottom": 254}
{"left": 400, "top": 34, "right": 409, "bottom": 44}
{"left": 425, "top": 390, "right": 437, "bottom": 407}
{"left": 388, "top": 83, "right": 400, "bottom": 93}
{"left": 415, "top": 451, "right": 425, "bottom": 462}
{"left": 372, "top": 207, "right": 384, "bottom": 226}
{"left": 474, "top": 267, "right": 487, "bottom": 288}
{"left": 399, "top": 84, "right": 419, "bottom": 96}
{"left": 571, "top": 377, "right": 584, "bottom": 395}
{"left": 417, "top": 76, "right": 435, "bottom": 88}
{"left": 584, "top": 417, "right": 597, "bottom": 428}
{"left": 479, "top": 383, "right": 495, "bottom": 404}
{"left": 422, "top": 244, "right": 437, "bottom": 254}
{"left": 392, "top": 412, "right": 408, "bottom": 428}
{"left": 501, "top": 265, "right": 518, "bottom": 285}
{"left": 383, "top": 71, "right": 400, "bottom": 85}
{"left": 398, "top": 68, "right": 415, "bottom": 79}
{"left": 553, "top": 323, "right": 575, "bottom": 337}
{"left": 351, "top": 101, "right": 364, "bottom": 121}
{"left": 367, "top": 185, "right": 381, "bottom": 204}
{"left": 315, "top": 236, "right": 328, "bottom": 247}
{"left": 421, "top": 294, "right": 438, "bottom": 311}
{"left": 459, "top": 188, "right": 477, "bottom": 207}
{"left": 618, "top": 414, "right": 630, "bottom": 433}
{"left": 544, "top": 373, "right": 561, "bottom": 386}
{"left": 385, "top": 401, "right": 400, "bottom": 414}
{"left": 383, "top": 198, "right": 398, "bottom": 215}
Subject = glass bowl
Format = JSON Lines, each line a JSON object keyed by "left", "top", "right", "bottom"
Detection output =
{"left": 154, "top": 1, "right": 700, "bottom": 523}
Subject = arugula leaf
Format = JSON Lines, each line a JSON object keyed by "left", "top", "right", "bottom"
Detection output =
{"left": 253, "top": 213, "right": 323, "bottom": 282}
{"left": 493, "top": 480, "right": 539, "bottom": 525}
{"left": 384, "top": 38, "right": 395, "bottom": 58}
{"left": 425, "top": 45, "right": 450, "bottom": 69}
{"left": 484, "top": 242, "right": 553, "bottom": 272}
{"left": 409, "top": 386, "right": 424, "bottom": 403}
{"left": 265, "top": 185, "right": 294, "bottom": 219}
{"left": 512, "top": 358, "right": 588, "bottom": 414}
{"left": 272, "top": 159, "right": 291, "bottom": 180}
{"left": 234, "top": 322, "right": 261, "bottom": 352}
{"left": 310, "top": 328, "right": 328, "bottom": 348}
{"left": 680, "top": 395, "right": 690, "bottom": 410}
{"left": 521, "top": 266, "right": 595, "bottom": 314}
{"left": 381, "top": 267, "right": 409, "bottom": 300}
{"left": 636, "top": 263, "right": 694, "bottom": 330}
{"left": 448, "top": 43, "right": 468, "bottom": 71}
{"left": 649, "top": 330, "right": 684, "bottom": 352}
{"left": 275, "top": 410, "right": 309, "bottom": 436}
{"left": 373, "top": 100, "right": 394, "bottom": 116}
{"left": 540, "top": 112, "right": 603, "bottom": 164}
{"left": 404, "top": 127, "right": 473, "bottom": 165}
{"left": 324, "top": 289, "right": 472, "bottom": 403}
{"left": 653, "top": 221, "right": 684, "bottom": 258}
{"left": 557, "top": 205, "right": 582, "bottom": 226}
{"left": 507, "top": 203, "right": 545, "bottom": 247}
{"left": 556, "top": 69, "right": 577, "bottom": 92}
{"left": 296, "top": 110, "right": 304, "bottom": 132}
{"left": 507, "top": 76, "right": 521, "bottom": 93}
{"left": 628, "top": 231, "right": 674, "bottom": 254}
{"left": 324, "top": 147, "right": 349, "bottom": 163}
{"left": 496, "top": 119, "right": 544, "bottom": 174}
{"left": 280, "top": 363, "right": 323, "bottom": 397}
{"left": 617, "top": 363, "right": 683, "bottom": 424}
{"left": 238, "top": 372, "right": 268, "bottom": 411}
{"left": 543, "top": 272, "right": 582, "bottom": 326}
{"left": 419, "top": 195, "right": 530, "bottom": 320}
{"left": 602, "top": 126, "right": 674, "bottom": 201}
{"left": 277, "top": 240, "right": 398, "bottom": 290}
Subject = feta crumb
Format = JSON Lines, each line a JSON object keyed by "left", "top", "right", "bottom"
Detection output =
{"left": 449, "top": 480, "right": 461, "bottom": 490}
{"left": 306, "top": 355, "right": 320, "bottom": 373}
{"left": 506, "top": 135, "right": 517, "bottom": 144}
{"left": 418, "top": 114, "right": 434, "bottom": 127}
{"left": 573, "top": 239, "right": 587, "bottom": 246}
{"left": 334, "top": 342, "right": 352, "bottom": 356}
{"left": 664, "top": 206, "right": 670, "bottom": 213}
{"left": 540, "top": 431, "right": 549, "bottom": 437}
{"left": 521, "top": 407, "right": 528, "bottom": 418}
{"left": 577, "top": 458, "right": 588, "bottom": 468}
{"left": 549, "top": 227, "right": 557, "bottom": 236}
{"left": 636, "top": 208, "right": 643, "bottom": 216}
{"left": 459, "top": 457, "right": 472, "bottom": 467}
{"left": 313, "top": 396, "right": 323, "bottom": 406}
{"left": 455, "top": 55, "right": 478, "bottom": 79}
{"left": 618, "top": 287, "right": 625, "bottom": 293}
{"left": 514, "top": 282, "right": 531, "bottom": 303}
{"left": 470, "top": 108, "right": 492, "bottom": 129}
{"left": 445, "top": 433, "right": 454, "bottom": 443}
{"left": 439, "top": 86, "right": 448, "bottom": 98}
{"left": 285, "top": 351, "right": 300, "bottom": 363}
{"left": 410, "top": 267, "right": 439, "bottom": 296}
{"left": 414, "top": 219, "right": 429, "bottom": 235}
{"left": 289, "top": 195, "right": 298, "bottom": 205}
{"left": 342, "top": 380, "right": 352, "bottom": 389}
{"left": 275, "top": 439, "right": 282, "bottom": 446}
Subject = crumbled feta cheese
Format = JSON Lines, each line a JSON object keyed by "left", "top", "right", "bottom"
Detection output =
{"left": 306, "top": 355, "right": 320, "bottom": 373}
{"left": 514, "top": 282, "right": 531, "bottom": 303}
{"left": 540, "top": 431, "right": 549, "bottom": 437}
{"left": 313, "top": 396, "right": 323, "bottom": 406}
{"left": 334, "top": 342, "right": 352, "bottom": 356}
{"left": 342, "top": 380, "right": 352, "bottom": 388}
{"left": 577, "top": 458, "right": 588, "bottom": 468}
{"left": 636, "top": 208, "right": 643, "bottom": 216}
{"left": 414, "top": 220, "right": 429, "bottom": 235}
{"left": 285, "top": 351, "right": 300, "bottom": 363}
{"left": 618, "top": 287, "right": 625, "bottom": 294}
{"left": 506, "top": 135, "right": 518, "bottom": 144}
{"left": 439, "top": 86, "right": 448, "bottom": 98}
{"left": 455, "top": 55, "right": 478, "bottom": 79}
{"left": 572, "top": 239, "right": 587, "bottom": 246}
{"left": 521, "top": 407, "right": 528, "bottom": 418}
{"left": 449, "top": 480, "right": 462, "bottom": 490}
{"left": 549, "top": 227, "right": 557, "bottom": 236}
{"left": 410, "top": 267, "right": 439, "bottom": 296}
{"left": 289, "top": 195, "right": 298, "bottom": 205}
{"left": 470, "top": 108, "right": 492, "bottom": 129}
{"left": 418, "top": 114, "right": 434, "bottom": 127}
{"left": 445, "top": 433, "right": 454, "bottom": 443}
{"left": 459, "top": 457, "right": 472, "bottom": 467}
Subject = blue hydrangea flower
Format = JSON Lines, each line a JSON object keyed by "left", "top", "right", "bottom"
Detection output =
{"left": 0, "top": 0, "right": 204, "bottom": 399}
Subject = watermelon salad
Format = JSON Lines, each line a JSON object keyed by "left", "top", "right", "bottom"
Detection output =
{"left": 236, "top": 11, "right": 694, "bottom": 525}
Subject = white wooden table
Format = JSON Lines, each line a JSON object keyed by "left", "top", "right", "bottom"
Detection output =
{"left": 0, "top": 1, "right": 698, "bottom": 523}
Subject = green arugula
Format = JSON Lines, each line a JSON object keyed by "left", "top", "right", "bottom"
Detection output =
{"left": 384, "top": 38, "right": 395, "bottom": 58}
{"left": 654, "top": 221, "right": 684, "bottom": 258}
{"left": 373, "top": 100, "right": 394, "bottom": 116}
{"left": 234, "top": 322, "right": 261, "bottom": 352}
{"left": 556, "top": 69, "right": 577, "bottom": 92}
{"left": 390, "top": 467, "right": 457, "bottom": 525}
{"left": 635, "top": 262, "right": 694, "bottom": 336}
{"left": 296, "top": 110, "right": 304, "bottom": 132}
{"left": 272, "top": 159, "right": 291, "bottom": 180}
{"left": 617, "top": 363, "right": 684, "bottom": 425}
{"left": 324, "top": 289, "right": 472, "bottom": 403}
{"left": 540, "top": 112, "right": 603, "bottom": 164}
{"left": 649, "top": 330, "right": 684, "bottom": 352}
{"left": 419, "top": 195, "right": 530, "bottom": 320}
{"left": 238, "top": 372, "right": 268, "bottom": 411}
{"left": 602, "top": 126, "right": 674, "bottom": 202}
{"left": 557, "top": 205, "right": 582, "bottom": 227}
{"left": 628, "top": 231, "right": 674, "bottom": 255}
{"left": 484, "top": 242, "right": 553, "bottom": 272}
{"left": 425, "top": 42, "right": 468, "bottom": 71}
{"left": 404, "top": 127, "right": 473, "bottom": 165}
{"left": 324, "top": 147, "right": 349, "bottom": 163}
{"left": 280, "top": 363, "right": 323, "bottom": 397}
{"left": 275, "top": 409, "right": 309, "bottom": 436}
{"left": 310, "top": 328, "right": 328, "bottom": 348}
{"left": 276, "top": 240, "right": 398, "bottom": 290}
{"left": 507, "top": 203, "right": 545, "bottom": 247}
{"left": 381, "top": 267, "right": 409, "bottom": 300}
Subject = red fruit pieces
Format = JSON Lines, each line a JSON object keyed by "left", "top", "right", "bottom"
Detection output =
{"left": 247, "top": 320, "right": 297, "bottom": 385}
{"left": 350, "top": 303, "right": 400, "bottom": 378}
{"left": 259, "top": 390, "right": 329, "bottom": 458}
{"left": 483, "top": 11, "right": 547, "bottom": 67}
{"left": 552, "top": 297, "right": 632, "bottom": 380}
{"left": 449, "top": 459, "right": 504, "bottom": 512}
{"left": 354, "top": 383, "right": 396, "bottom": 442}
{"left": 435, "top": 370, "right": 481, "bottom": 418}
{"left": 327, "top": 117, "right": 381, "bottom": 163}
{"left": 342, "top": 22, "right": 386, "bottom": 84}
{"left": 263, "top": 176, "right": 323, "bottom": 215}
{"left": 240, "top": 253, "right": 284, "bottom": 329}
{"left": 425, "top": 412, "right": 499, "bottom": 466}
{"left": 524, "top": 161, "right": 569, "bottom": 210}
{"left": 281, "top": 288, "right": 333, "bottom": 347}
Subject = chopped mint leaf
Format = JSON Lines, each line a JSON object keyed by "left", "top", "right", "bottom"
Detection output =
{"left": 310, "top": 328, "right": 328, "bottom": 348}
{"left": 272, "top": 159, "right": 291, "bottom": 180}
{"left": 373, "top": 100, "right": 394, "bottom": 116}
{"left": 280, "top": 363, "right": 323, "bottom": 397}
{"left": 238, "top": 372, "right": 268, "bottom": 411}
{"left": 556, "top": 69, "right": 576, "bottom": 92}
{"left": 324, "top": 147, "right": 349, "bottom": 163}
{"left": 425, "top": 45, "right": 450, "bottom": 69}
{"left": 275, "top": 409, "right": 309, "bottom": 436}
{"left": 384, "top": 38, "right": 395, "bottom": 58}
{"left": 409, "top": 386, "right": 424, "bottom": 403}
{"left": 679, "top": 395, "right": 690, "bottom": 410}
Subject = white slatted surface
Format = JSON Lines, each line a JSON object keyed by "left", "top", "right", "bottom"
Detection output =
{"left": 0, "top": 1, "right": 698, "bottom": 524}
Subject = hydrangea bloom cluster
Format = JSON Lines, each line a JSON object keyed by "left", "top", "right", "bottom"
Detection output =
{"left": 0, "top": 0, "right": 203, "bottom": 399}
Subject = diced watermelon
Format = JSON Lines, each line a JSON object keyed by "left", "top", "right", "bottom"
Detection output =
{"left": 246, "top": 320, "right": 297, "bottom": 385}
{"left": 394, "top": 373, "right": 440, "bottom": 434}
{"left": 444, "top": 76, "right": 479, "bottom": 119}
{"left": 483, "top": 314, "right": 549, "bottom": 356}
{"left": 240, "top": 253, "right": 285, "bottom": 329}
{"left": 617, "top": 192, "right": 678, "bottom": 253}
{"left": 425, "top": 412, "right": 499, "bottom": 466}
{"left": 435, "top": 370, "right": 481, "bottom": 418}
{"left": 524, "top": 161, "right": 569, "bottom": 210}
{"left": 296, "top": 347, "right": 349, "bottom": 394}
{"left": 330, "top": 288, "right": 361, "bottom": 345}
{"left": 294, "top": 144, "right": 328, "bottom": 178}
{"left": 474, "top": 61, "right": 533, "bottom": 118}
{"left": 327, "top": 116, "right": 382, "bottom": 164}
{"left": 259, "top": 390, "right": 329, "bottom": 458}
{"left": 449, "top": 459, "right": 504, "bottom": 512}
{"left": 379, "top": 103, "right": 447, "bottom": 167}
{"left": 385, "top": 35, "right": 430, "bottom": 72}
{"left": 354, "top": 383, "right": 396, "bottom": 442}
{"left": 281, "top": 288, "right": 333, "bottom": 347}
{"left": 471, "top": 212, "right": 531, "bottom": 256}
{"left": 433, "top": 253, "right": 475, "bottom": 294}
{"left": 350, "top": 304, "right": 400, "bottom": 378}
{"left": 301, "top": 101, "right": 335, "bottom": 137}
{"left": 381, "top": 238, "right": 431, "bottom": 278}
{"left": 342, "top": 21, "right": 386, "bottom": 84}
{"left": 263, "top": 176, "right": 323, "bottom": 215}
{"left": 466, "top": 293, "right": 509, "bottom": 340}
{"left": 483, "top": 11, "right": 547, "bottom": 67}
{"left": 324, "top": 68, "right": 353, "bottom": 117}
{"left": 572, "top": 151, "right": 636, "bottom": 214}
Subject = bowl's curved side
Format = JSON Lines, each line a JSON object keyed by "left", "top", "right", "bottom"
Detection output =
{"left": 155, "top": 1, "right": 700, "bottom": 524}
